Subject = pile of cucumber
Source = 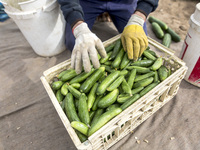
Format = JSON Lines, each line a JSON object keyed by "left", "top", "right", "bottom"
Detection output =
{"left": 51, "top": 39, "right": 171, "bottom": 143}
{"left": 148, "top": 16, "right": 181, "bottom": 48}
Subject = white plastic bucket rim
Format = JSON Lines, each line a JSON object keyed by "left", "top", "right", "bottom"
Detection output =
{"left": 19, "top": 0, "right": 37, "bottom": 4}
{"left": 0, "top": 0, "right": 56, "bottom": 12}
{"left": 0, "top": 0, "right": 21, "bottom": 12}
{"left": 190, "top": 14, "right": 200, "bottom": 33}
{"left": 5, "top": 9, "right": 36, "bottom": 19}
{"left": 189, "top": 2, "right": 200, "bottom": 33}
{"left": 193, "top": 3, "right": 200, "bottom": 23}
{"left": 4, "top": 0, "right": 58, "bottom": 20}
{"left": 18, "top": 0, "right": 55, "bottom": 12}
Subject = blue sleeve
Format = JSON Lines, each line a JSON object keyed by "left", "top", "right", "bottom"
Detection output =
{"left": 136, "top": 0, "right": 159, "bottom": 17}
{"left": 57, "top": 0, "right": 84, "bottom": 28}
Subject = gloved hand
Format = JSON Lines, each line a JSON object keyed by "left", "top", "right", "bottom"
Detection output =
{"left": 72, "top": 22, "right": 107, "bottom": 74}
{"left": 121, "top": 14, "right": 148, "bottom": 60}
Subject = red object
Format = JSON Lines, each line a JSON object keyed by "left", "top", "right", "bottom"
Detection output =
{"left": 181, "top": 33, "right": 191, "bottom": 60}
{"left": 188, "top": 56, "right": 200, "bottom": 83}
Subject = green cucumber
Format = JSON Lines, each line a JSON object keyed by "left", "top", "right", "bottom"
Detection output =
{"left": 51, "top": 80, "right": 64, "bottom": 90}
{"left": 109, "top": 39, "right": 122, "bottom": 60}
{"left": 162, "top": 33, "right": 172, "bottom": 48}
{"left": 131, "top": 86, "right": 144, "bottom": 95}
{"left": 145, "top": 46, "right": 150, "bottom": 50}
{"left": 154, "top": 70, "right": 159, "bottom": 82}
{"left": 80, "top": 67, "right": 105, "bottom": 93}
{"left": 69, "top": 68, "right": 95, "bottom": 84}
{"left": 112, "top": 48, "right": 125, "bottom": 69}
{"left": 96, "top": 71, "right": 120, "bottom": 95}
{"left": 56, "top": 89, "right": 64, "bottom": 103}
{"left": 106, "top": 103, "right": 120, "bottom": 111}
{"left": 71, "top": 83, "right": 81, "bottom": 89}
{"left": 105, "top": 42, "right": 115, "bottom": 53}
{"left": 98, "top": 89, "right": 119, "bottom": 108}
{"left": 120, "top": 94, "right": 140, "bottom": 110}
{"left": 89, "top": 111, "right": 95, "bottom": 121}
{"left": 71, "top": 121, "right": 89, "bottom": 136}
{"left": 145, "top": 50, "right": 157, "bottom": 57}
{"left": 98, "top": 54, "right": 101, "bottom": 60}
{"left": 120, "top": 53, "right": 130, "bottom": 69}
{"left": 151, "top": 22, "right": 164, "bottom": 39}
{"left": 102, "top": 65, "right": 115, "bottom": 73}
{"left": 61, "top": 98, "right": 66, "bottom": 111}
{"left": 148, "top": 16, "right": 168, "bottom": 30}
{"left": 158, "top": 65, "right": 168, "bottom": 81}
{"left": 150, "top": 57, "right": 163, "bottom": 71}
{"left": 140, "top": 81, "right": 160, "bottom": 97}
{"left": 131, "top": 59, "right": 154, "bottom": 67}
{"left": 143, "top": 50, "right": 157, "bottom": 61}
{"left": 118, "top": 85, "right": 124, "bottom": 94}
{"left": 143, "top": 57, "right": 148, "bottom": 60}
{"left": 166, "top": 27, "right": 181, "bottom": 42}
{"left": 99, "top": 72, "right": 107, "bottom": 83}
{"left": 104, "top": 61, "right": 112, "bottom": 66}
{"left": 61, "top": 69, "right": 77, "bottom": 82}
{"left": 88, "top": 83, "right": 99, "bottom": 111}
{"left": 88, "top": 108, "right": 122, "bottom": 136}
{"left": 75, "top": 99, "right": 79, "bottom": 111}
{"left": 134, "top": 72, "right": 155, "bottom": 82}
{"left": 90, "top": 109, "right": 104, "bottom": 126}
{"left": 127, "top": 69, "right": 137, "bottom": 89}
{"left": 68, "top": 85, "right": 81, "bottom": 99}
{"left": 123, "top": 61, "right": 131, "bottom": 71}
{"left": 138, "top": 57, "right": 143, "bottom": 61}
{"left": 61, "top": 83, "right": 68, "bottom": 96}
{"left": 92, "top": 95, "right": 103, "bottom": 111}
{"left": 65, "top": 93, "right": 80, "bottom": 122}
{"left": 119, "top": 70, "right": 129, "bottom": 76}
{"left": 127, "top": 66, "right": 151, "bottom": 74}
{"left": 107, "top": 75, "right": 124, "bottom": 91}
{"left": 78, "top": 93, "right": 90, "bottom": 126}
{"left": 121, "top": 79, "right": 132, "bottom": 95}
{"left": 75, "top": 131, "right": 88, "bottom": 143}
{"left": 117, "top": 95, "right": 132, "bottom": 104}
{"left": 57, "top": 69, "right": 73, "bottom": 79}
{"left": 133, "top": 77, "right": 154, "bottom": 88}
{"left": 100, "top": 52, "right": 112, "bottom": 64}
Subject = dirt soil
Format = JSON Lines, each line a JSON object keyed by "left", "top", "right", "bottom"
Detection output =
{"left": 150, "top": 0, "right": 198, "bottom": 40}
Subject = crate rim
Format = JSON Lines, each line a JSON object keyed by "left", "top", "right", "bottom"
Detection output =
{"left": 40, "top": 34, "right": 188, "bottom": 150}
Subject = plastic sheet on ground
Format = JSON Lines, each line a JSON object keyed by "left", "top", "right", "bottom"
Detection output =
{"left": 0, "top": 19, "right": 199, "bottom": 150}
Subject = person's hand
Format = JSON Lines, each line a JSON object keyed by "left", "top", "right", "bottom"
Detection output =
{"left": 71, "top": 22, "right": 107, "bottom": 74}
{"left": 121, "top": 13, "right": 148, "bottom": 61}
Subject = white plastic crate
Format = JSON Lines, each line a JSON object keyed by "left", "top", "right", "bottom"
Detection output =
{"left": 40, "top": 35, "right": 188, "bottom": 150}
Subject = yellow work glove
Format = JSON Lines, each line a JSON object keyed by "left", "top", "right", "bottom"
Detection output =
{"left": 121, "top": 14, "right": 148, "bottom": 60}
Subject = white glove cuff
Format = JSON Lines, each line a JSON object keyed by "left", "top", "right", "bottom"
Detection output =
{"left": 73, "top": 22, "right": 91, "bottom": 38}
{"left": 126, "top": 14, "right": 145, "bottom": 27}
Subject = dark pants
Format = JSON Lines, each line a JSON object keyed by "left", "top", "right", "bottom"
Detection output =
{"left": 65, "top": 0, "right": 147, "bottom": 51}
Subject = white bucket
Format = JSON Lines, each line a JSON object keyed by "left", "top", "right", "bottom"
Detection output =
{"left": 3, "top": 0, "right": 66, "bottom": 57}
{"left": 180, "top": 3, "right": 200, "bottom": 87}
{"left": 18, "top": 0, "right": 51, "bottom": 12}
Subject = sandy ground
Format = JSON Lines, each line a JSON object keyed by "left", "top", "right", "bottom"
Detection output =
{"left": 149, "top": 0, "right": 198, "bottom": 40}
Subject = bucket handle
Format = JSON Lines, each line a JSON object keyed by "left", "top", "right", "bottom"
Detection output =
{"left": 43, "top": 0, "right": 58, "bottom": 12}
